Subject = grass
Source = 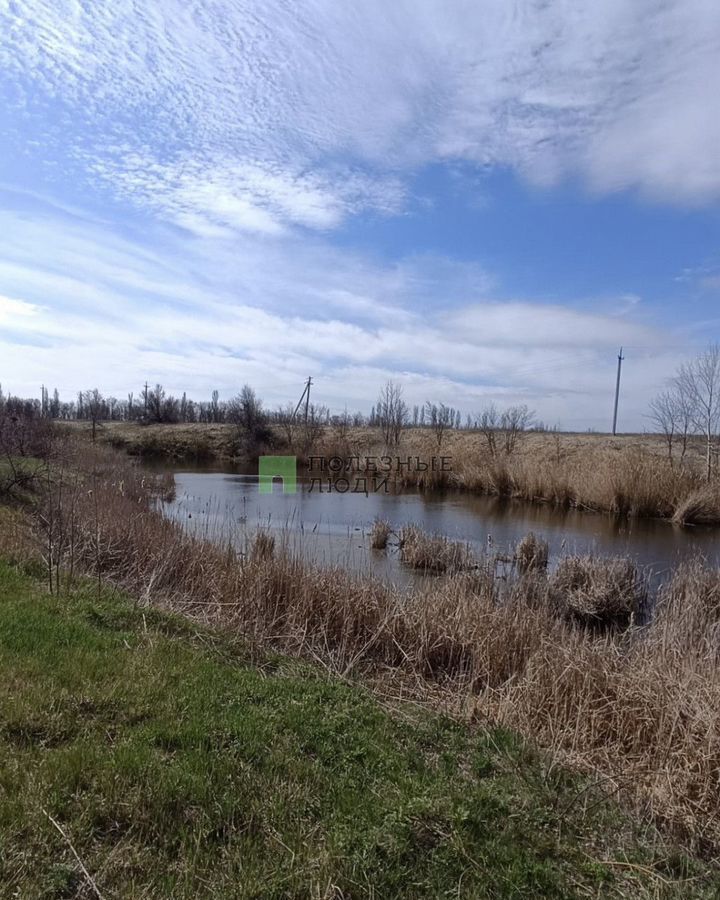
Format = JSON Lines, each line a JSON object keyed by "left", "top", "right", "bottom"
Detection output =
{"left": 1, "top": 560, "right": 717, "bottom": 899}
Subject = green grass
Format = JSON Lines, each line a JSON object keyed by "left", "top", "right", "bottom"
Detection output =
{"left": 0, "top": 562, "right": 715, "bottom": 899}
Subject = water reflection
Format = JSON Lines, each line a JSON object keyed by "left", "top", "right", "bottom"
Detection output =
{"left": 160, "top": 467, "right": 720, "bottom": 584}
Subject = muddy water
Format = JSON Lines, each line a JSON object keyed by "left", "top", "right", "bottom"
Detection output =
{"left": 160, "top": 466, "right": 720, "bottom": 584}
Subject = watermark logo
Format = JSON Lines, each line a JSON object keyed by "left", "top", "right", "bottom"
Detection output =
{"left": 258, "top": 455, "right": 297, "bottom": 494}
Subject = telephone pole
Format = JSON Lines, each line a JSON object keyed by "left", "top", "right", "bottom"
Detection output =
{"left": 291, "top": 377, "right": 313, "bottom": 424}
{"left": 303, "top": 376, "right": 312, "bottom": 425}
{"left": 612, "top": 347, "right": 624, "bottom": 436}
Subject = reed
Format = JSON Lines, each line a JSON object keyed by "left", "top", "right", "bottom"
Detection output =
{"left": 515, "top": 531, "right": 549, "bottom": 573}
{"left": 398, "top": 525, "right": 473, "bottom": 573}
{"left": 549, "top": 555, "right": 646, "bottom": 629}
{"left": 369, "top": 518, "right": 392, "bottom": 549}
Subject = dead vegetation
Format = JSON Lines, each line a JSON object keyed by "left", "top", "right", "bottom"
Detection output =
{"left": 69, "top": 418, "right": 720, "bottom": 524}
{"left": 3, "top": 428, "right": 720, "bottom": 854}
{"left": 549, "top": 555, "right": 646, "bottom": 629}
{"left": 398, "top": 525, "right": 473, "bottom": 573}
{"left": 515, "top": 531, "right": 549, "bottom": 573}
{"left": 369, "top": 518, "right": 392, "bottom": 550}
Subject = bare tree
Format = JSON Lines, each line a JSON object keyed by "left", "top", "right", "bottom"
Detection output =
{"left": 147, "top": 384, "right": 165, "bottom": 423}
{"left": 677, "top": 344, "right": 720, "bottom": 481}
{"left": 475, "top": 403, "right": 534, "bottom": 457}
{"left": 83, "top": 389, "right": 104, "bottom": 441}
{"left": 476, "top": 403, "right": 499, "bottom": 457}
{"left": 376, "top": 381, "right": 408, "bottom": 446}
{"left": 210, "top": 389, "right": 221, "bottom": 423}
{"left": 228, "top": 385, "right": 265, "bottom": 432}
{"left": 500, "top": 404, "right": 535, "bottom": 455}
{"left": 228, "top": 385, "right": 272, "bottom": 452}
{"left": 648, "top": 390, "right": 678, "bottom": 464}
{"left": 425, "top": 401, "right": 453, "bottom": 449}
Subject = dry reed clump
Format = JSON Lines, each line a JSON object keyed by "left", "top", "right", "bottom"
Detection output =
{"left": 28, "top": 441, "right": 720, "bottom": 850}
{"left": 249, "top": 529, "right": 275, "bottom": 562}
{"left": 399, "top": 525, "right": 473, "bottom": 573}
{"left": 514, "top": 532, "right": 549, "bottom": 573}
{"left": 548, "top": 556, "right": 645, "bottom": 630}
{"left": 496, "top": 561, "right": 720, "bottom": 847}
{"left": 672, "top": 486, "right": 720, "bottom": 525}
{"left": 370, "top": 519, "right": 392, "bottom": 550}
{"left": 651, "top": 559, "right": 720, "bottom": 658}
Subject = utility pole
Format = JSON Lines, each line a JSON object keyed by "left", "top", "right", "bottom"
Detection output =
{"left": 143, "top": 382, "right": 149, "bottom": 418}
{"left": 291, "top": 377, "right": 313, "bottom": 423}
{"left": 303, "top": 376, "right": 312, "bottom": 425}
{"left": 612, "top": 347, "right": 624, "bottom": 436}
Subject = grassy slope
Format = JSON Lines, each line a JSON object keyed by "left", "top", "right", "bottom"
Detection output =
{"left": 0, "top": 563, "right": 714, "bottom": 899}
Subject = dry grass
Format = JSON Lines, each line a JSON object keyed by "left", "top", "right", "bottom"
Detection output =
{"left": 549, "top": 556, "right": 646, "bottom": 629}
{"left": 249, "top": 529, "right": 275, "bottom": 561}
{"left": 12, "top": 438, "right": 720, "bottom": 853}
{"left": 398, "top": 525, "right": 473, "bottom": 573}
{"left": 672, "top": 485, "right": 720, "bottom": 525}
{"left": 369, "top": 518, "right": 392, "bottom": 550}
{"left": 515, "top": 531, "right": 549, "bottom": 573}
{"left": 71, "top": 420, "right": 720, "bottom": 523}
{"left": 319, "top": 428, "right": 720, "bottom": 523}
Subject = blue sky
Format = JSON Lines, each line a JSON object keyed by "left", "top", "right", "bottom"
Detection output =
{"left": 0, "top": 1, "right": 719, "bottom": 429}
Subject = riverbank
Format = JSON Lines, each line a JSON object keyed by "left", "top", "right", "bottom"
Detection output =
{"left": 69, "top": 421, "right": 720, "bottom": 525}
{"left": 5, "top": 434, "right": 720, "bottom": 856}
{"left": 3, "top": 559, "right": 715, "bottom": 897}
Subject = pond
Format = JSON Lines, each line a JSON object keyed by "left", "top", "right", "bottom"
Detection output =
{"left": 159, "top": 465, "right": 720, "bottom": 584}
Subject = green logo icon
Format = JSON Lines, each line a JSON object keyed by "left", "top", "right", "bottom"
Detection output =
{"left": 258, "top": 456, "right": 297, "bottom": 494}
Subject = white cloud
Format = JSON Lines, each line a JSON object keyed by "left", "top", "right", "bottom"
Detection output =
{"left": 1, "top": 0, "right": 718, "bottom": 228}
{"left": 0, "top": 204, "right": 695, "bottom": 429}
{"left": 0, "top": 294, "right": 40, "bottom": 322}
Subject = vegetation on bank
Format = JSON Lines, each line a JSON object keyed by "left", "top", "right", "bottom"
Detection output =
{"left": 1, "top": 422, "right": 717, "bottom": 854}
{"left": 2, "top": 560, "right": 717, "bottom": 898}
{"left": 71, "top": 418, "right": 720, "bottom": 525}
{"left": 3, "top": 412, "right": 720, "bottom": 873}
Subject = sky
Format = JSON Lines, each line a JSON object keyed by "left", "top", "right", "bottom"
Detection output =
{"left": 0, "top": 0, "right": 719, "bottom": 430}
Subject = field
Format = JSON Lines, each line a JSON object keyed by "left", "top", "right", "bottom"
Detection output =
{"left": 1, "top": 559, "right": 717, "bottom": 898}
{"left": 73, "top": 420, "right": 720, "bottom": 524}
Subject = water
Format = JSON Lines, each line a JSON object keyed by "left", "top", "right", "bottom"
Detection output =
{"left": 160, "top": 465, "right": 720, "bottom": 583}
